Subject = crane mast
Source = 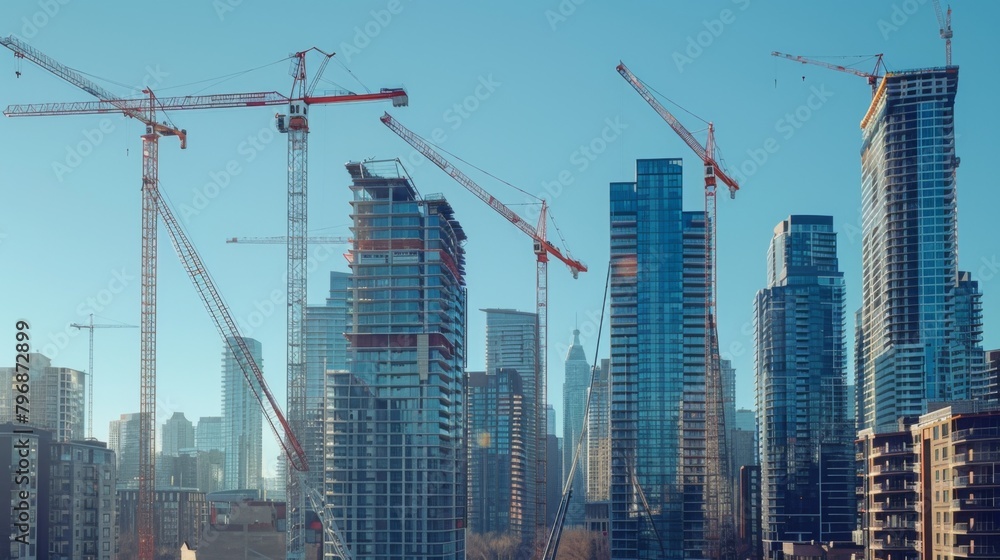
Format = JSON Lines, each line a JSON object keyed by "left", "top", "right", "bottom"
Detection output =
{"left": 2, "top": 35, "right": 190, "bottom": 560}
{"left": 617, "top": 61, "right": 738, "bottom": 560}
{"left": 4, "top": 41, "right": 406, "bottom": 558}
{"left": 69, "top": 316, "right": 137, "bottom": 439}
{"left": 932, "top": 1, "right": 953, "bottom": 65}
{"left": 380, "top": 112, "right": 586, "bottom": 547}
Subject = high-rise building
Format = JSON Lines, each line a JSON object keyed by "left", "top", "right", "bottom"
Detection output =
{"left": 466, "top": 368, "right": 526, "bottom": 535}
{"left": 195, "top": 416, "right": 223, "bottom": 452}
{"left": 857, "top": 66, "right": 986, "bottom": 431}
{"left": 857, "top": 401, "right": 1000, "bottom": 560}
{"left": 586, "top": 358, "right": 611, "bottom": 504}
{"left": 306, "top": 271, "right": 350, "bottom": 496}
{"left": 985, "top": 349, "right": 1000, "bottom": 402}
{"left": 2, "top": 423, "right": 117, "bottom": 560}
{"left": 221, "top": 337, "right": 263, "bottom": 490}
{"left": 562, "top": 329, "right": 589, "bottom": 527}
{"left": 755, "top": 215, "right": 855, "bottom": 556}
{"left": 110, "top": 412, "right": 141, "bottom": 489}
{"left": 483, "top": 307, "right": 540, "bottom": 538}
{"left": 1, "top": 353, "right": 86, "bottom": 442}
{"left": 162, "top": 411, "right": 195, "bottom": 456}
{"left": 609, "top": 158, "right": 711, "bottom": 557}
{"left": 324, "top": 159, "right": 467, "bottom": 560}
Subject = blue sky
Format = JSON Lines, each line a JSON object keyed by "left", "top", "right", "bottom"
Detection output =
{"left": 2, "top": 1, "right": 998, "bottom": 475}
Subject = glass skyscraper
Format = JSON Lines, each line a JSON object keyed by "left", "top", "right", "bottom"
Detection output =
{"left": 610, "top": 158, "right": 709, "bottom": 558}
{"left": 562, "top": 328, "right": 589, "bottom": 527}
{"left": 221, "top": 336, "right": 263, "bottom": 490}
{"left": 754, "top": 215, "right": 854, "bottom": 557}
{"left": 466, "top": 368, "right": 526, "bottom": 535}
{"left": 483, "top": 307, "right": 540, "bottom": 540}
{"left": 857, "top": 67, "right": 985, "bottom": 431}
{"left": 305, "top": 270, "right": 351, "bottom": 530}
{"left": 324, "top": 160, "right": 467, "bottom": 560}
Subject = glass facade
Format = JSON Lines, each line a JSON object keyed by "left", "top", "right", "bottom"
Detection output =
{"left": 857, "top": 67, "right": 984, "bottom": 431}
{"left": 222, "top": 336, "right": 263, "bottom": 490}
{"left": 610, "top": 158, "right": 709, "bottom": 559}
{"left": 562, "top": 328, "right": 589, "bottom": 526}
{"left": 324, "top": 160, "right": 467, "bottom": 560}
{"left": 483, "top": 307, "right": 539, "bottom": 539}
{"left": 754, "top": 215, "right": 854, "bottom": 557}
{"left": 466, "top": 368, "right": 526, "bottom": 535}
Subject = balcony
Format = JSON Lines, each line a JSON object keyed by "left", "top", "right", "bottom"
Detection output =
{"left": 876, "top": 481, "right": 918, "bottom": 492}
{"left": 953, "top": 545, "right": 1000, "bottom": 557}
{"left": 951, "top": 427, "right": 1000, "bottom": 442}
{"left": 953, "top": 522, "right": 1000, "bottom": 534}
{"left": 872, "top": 519, "right": 917, "bottom": 530}
{"left": 872, "top": 444, "right": 914, "bottom": 457}
{"left": 871, "top": 462, "right": 916, "bottom": 475}
{"left": 871, "top": 501, "right": 916, "bottom": 512}
{"left": 871, "top": 538, "right": 918, "bottom": 550}
{"left": 953, "top": 474, "right": 1000, "bottom": 488}
{"left": 953, "top": 451, "right": 1000, "bottom": 465}
{"left": 952, "top": 498, "right": 996, "bottom": 509}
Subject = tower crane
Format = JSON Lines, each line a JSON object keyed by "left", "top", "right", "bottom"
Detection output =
{"left": 771, "top": 51, "right": 886, "bottom": 95}
{"left": 226, "top": 236, "right": 352, "bottom": 245}
{"left": 932, "top": 1, "right": 953, "bottom": 65}
{"left": 617, "top": 61, "right": 738, "bottom": 560}
{"left": 3, "top": 41, "right": 406, "bottom": 557}
{"left": 69, "top": 315, "right": 137, "bottom": 439}
{"left": 2, "top": 35, "right": 187, "bottom": 560}
{"left": 380, "top": 112, "right": 587, "bottom": 544}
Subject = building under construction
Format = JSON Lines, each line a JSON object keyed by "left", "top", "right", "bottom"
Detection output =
{"left": 323, "top": 160, "right": 467, "bottom": 560}
{"left": 855, "top": 66, "right": 986, "bottom": 432}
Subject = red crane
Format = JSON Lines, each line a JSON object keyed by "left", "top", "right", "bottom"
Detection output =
{"left": 1, "top": 35, "right": 188, "bottom": 560}
{"left": 771, "top": 51, "right": 886, "bottom": 95}
{"left": 2, "top": 39, "right": 398, "bottom": 558}
{"left": 380, "top": 112, "right": 587, "bottom": 544}
{"left": 617, "top": 61, "right": 737, "bottom": 560}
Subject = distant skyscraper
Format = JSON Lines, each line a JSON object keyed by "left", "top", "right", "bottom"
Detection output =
{"left": 857, "top": 66, "right": 986, "bottom": 430}
{"left": 755, "top": 215, "right": 854, "bottom": 556}
{"left": 610, "top": 158, "right": 711, "bottom": 557}
{"left": 483, "top": 307, "right": 540, "bottom": 539}
{"left": 586, "top": 358, "right": 610, "bottom": 504}
{"left": 306, "top": 271, "right": 350, "bottom": 499}
{"left": 324, "top": 160, "right": 467, "bottom": 560}
{"left": 0, "top": 353, "right": 86, "bottom": 442}
{"left": 162, "top": 411, "right": 195, "bottom": 456}
{"left": 222, "top": 336, "right": 263, "bottom": 490}
{"left": 986, "top": 349, "right": 1000, "bottom": 402}
{"left": 562, "top": 329, "right": 589, "bottom": 527}
{"left": 466, "top": 368, "right": 526, "bottom": 535}
{"left": 111, "top": 412, "right": 141, "bottom": 489}
{"left": 195, "top": 416, "right": 224, "bottom": 452}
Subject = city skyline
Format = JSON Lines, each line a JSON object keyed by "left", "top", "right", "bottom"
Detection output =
{"left": 1, "top": 2, "right": 999, "bottom": 475}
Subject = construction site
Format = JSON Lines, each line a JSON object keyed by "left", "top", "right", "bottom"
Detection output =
{"left": 0, "top": 2, "right": 995, "bottom": 560}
